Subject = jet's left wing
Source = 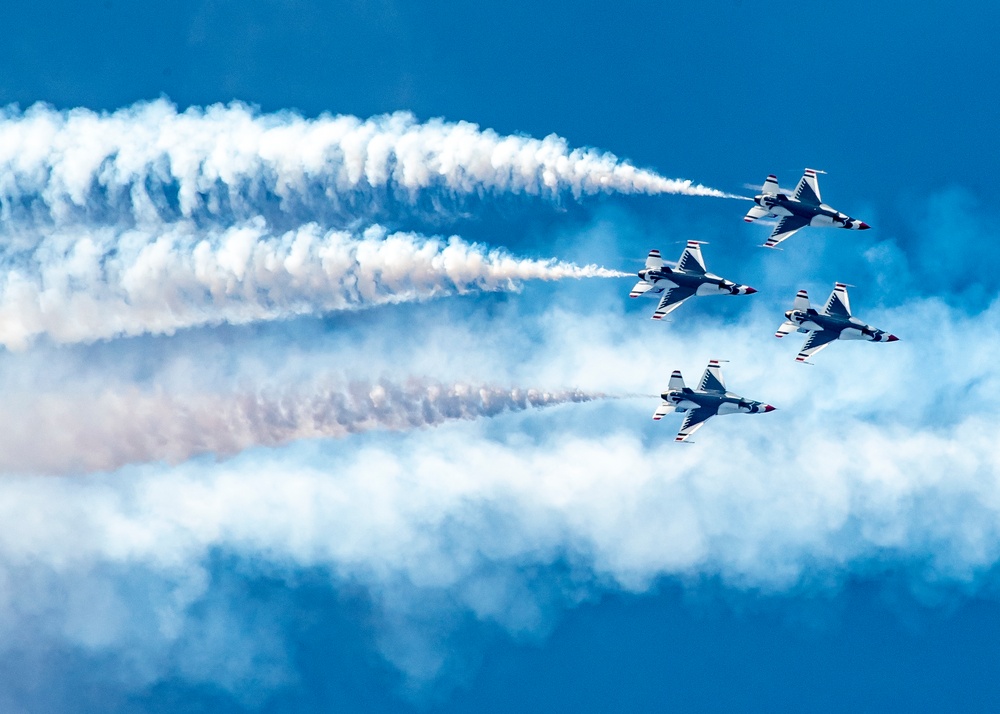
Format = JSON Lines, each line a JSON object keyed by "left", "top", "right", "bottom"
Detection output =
{"left": 651, "top": 286, "right": 696, "bottom": 320}
{"left": 697, "top": 360, "right": 726, "bottom": 392}
{"left": 793, "top": 168, "right": 822, "bottom": 205}
{"left": 796, "top": 330, "right": 840, "bottom": 363}
{"left": 675, "top": 240, "right": 707, "bottom": 274}
{"left": 763, "top": 215, "right": 810, "bottom": 249}
{"left": 675, "top": 408, "right": 715, "bottom": 442}
{"left": 822, "top": 282, "right": 852, "bottom": 317}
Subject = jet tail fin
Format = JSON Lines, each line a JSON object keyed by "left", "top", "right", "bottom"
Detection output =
{"left": 644, "top": 249, "right": 664, "bottom": 269}
{"left": 793, "top": 289, "right": 810, "bottom": 312}
{"left": 762, "top": 174, "right": 780, "bottom": 194}
{"left": 667, "top": 370, "right": 685, "bottom": 391}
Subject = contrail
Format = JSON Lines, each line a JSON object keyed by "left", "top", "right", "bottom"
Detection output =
{"left": 0, "top": 380, "right": 608, "bottom": 475}
{"left": 0, "top": 100, "right": 737, "bottom": 230}
{"left": 0, "top": 221, "right": 628, "bottom": 349}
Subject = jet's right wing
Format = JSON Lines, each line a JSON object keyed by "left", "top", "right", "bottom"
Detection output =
{"left": 763, "top": 215, "right": 810, "bottom": 249}
{"left": 675, "top": 408, "right": 715, "bottom": 442}
{"left": 675, "top": 240, "right": 707, "bottom": 274}
{"left": 697, "top": 360, "right": 726, "bottom": 393}
{"left": 651, "top": 286, "right": 696, "bottom": 320}
{"left": 796, "top": 330, "right": 840, "bottom": 363}
{"left": 793, "top": 168, "right": 822, "bottom": 205}
{"left": 822, "top": 282, "right": 852, "bottom": 317}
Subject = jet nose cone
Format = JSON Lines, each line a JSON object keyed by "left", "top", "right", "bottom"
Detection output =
{"left": 887, "top": 334, "right": 899, "bottom": 342}
{"left": 859, "top": 221, "right": 871, "bottom": 230}
{"left": 745, "top": 286, "right": 758, "bottom": 295}
{"left": 763, "top": 404, "right": 776, "bottom": 413}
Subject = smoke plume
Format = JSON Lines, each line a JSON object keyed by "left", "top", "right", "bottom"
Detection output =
{"left": 0, "top": 379, "right": 606, "bottom": 475}
{"left": 0, "top": 221, "right": 627, "bottom": 349}
{"left": 0, "top": 100, "right": 737, "bottom": 230}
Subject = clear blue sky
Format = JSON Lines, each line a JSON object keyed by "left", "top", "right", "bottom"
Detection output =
{"left": 1, "top": 2, "right": 998, "bottom": 712}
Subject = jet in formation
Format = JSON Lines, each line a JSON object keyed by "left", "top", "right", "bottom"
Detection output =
{"left": 744, "top": 168, "right": 870, "bottom": 249}
{"left": 653, "top": 360, "right": 775, "bottom": 442}
{"left": 629, "top": 241, "right": 756, "bottom": 320}
{"left": 775, "top": 282, "right": 898, "bottom": 363}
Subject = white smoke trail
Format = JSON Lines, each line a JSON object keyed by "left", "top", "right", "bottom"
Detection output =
{"left": 0, "top": 100, "right": 737, "bottom": 229}
{"left": 0, "top": 221, "right": 628, "bottom": 349}
{"left": 0, "top": 380, "right": 607, "bottom": 475}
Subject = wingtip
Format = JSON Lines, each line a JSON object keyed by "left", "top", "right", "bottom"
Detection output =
{"left": 859, "top": 222, "right": 871, "bottom": 230}
{"left": 763, "top": 404, "right": 776, "bottom": 413}
{"left": 744, "top": 286, "right": 757, "bottom": 295}
{"left": 887, "top": 334, "right": 899, "bottom": 342}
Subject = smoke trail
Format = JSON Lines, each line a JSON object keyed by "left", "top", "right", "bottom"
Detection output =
{"left": 0, "top": 100, "right": 737, "bottom": 230}
{"left": 0, "top": 379, "right": 607, "bottom": 475}
{"left": 0, "top": 221, "right": 628, "bottom": 349}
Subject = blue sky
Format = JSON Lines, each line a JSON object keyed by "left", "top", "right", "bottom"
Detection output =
{"left": 0, "top": 1, "right": 998, "bottom": 712}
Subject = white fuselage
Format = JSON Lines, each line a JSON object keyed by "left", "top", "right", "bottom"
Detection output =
{"left": 755, "top": 194, "right": 868, "bottom": 230}
{"left": 785, "top": 309, "right": 892, "bottom": 342}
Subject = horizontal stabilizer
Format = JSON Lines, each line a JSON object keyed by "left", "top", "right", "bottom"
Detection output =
{"left": 629, "top": 281, "right": 653, "bottom": 298}
{"left": 793, "top": 290, "right": 810, "bottom": 312}
{"left": 652, "top": 402, "right": 673, "bottom": 421}
{"left": 668, "top": 370, "right": 685, "bottom": 391}
{"left": 645, "top": 249, "right": 664, "bottom": 269}
{"left": 744, "top": 204, "right": 769, "bottom": 223}
{"left": 762, "top": 174, "right": 779, "bottom": 195}
{"left": 775, "top": 320, "right": 797, "bottom": 338}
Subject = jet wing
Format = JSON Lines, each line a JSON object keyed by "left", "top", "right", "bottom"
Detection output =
{"left": 823, "top": 282, "right": 852, "bottom": 317}
{"left": 651, "top": 286, "right": 696, "bottom": 320}
{"left": 763, "top": 215, "right": 810, "bottom": 249}
{"left": 793, "top": 168, "right": 822, "bottom": 205}
{"left": 675, "top": 408, "right": 715, "bottom": 442}
{"left": 796, "top": 330, "right": 840, "bottom": 363}
{"left": 697, "top": 360, "right": 726, "bottom": 392}
{"left": 675, "top": 241, "right": 707, "bottom": 274}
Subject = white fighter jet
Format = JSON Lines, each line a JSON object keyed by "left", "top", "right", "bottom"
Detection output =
{"left": 653, "top": 360, "right": 775, "bottom": 442}
{"left": 744, "top": 168, "right": 870, "bottom": 249}
{"left": 629, "top": 241, "right": 756, "bottom": 320}
{"left": 775, "top": 282, "right": 898, "bottom": 363}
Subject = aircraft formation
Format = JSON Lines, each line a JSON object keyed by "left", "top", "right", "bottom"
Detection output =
{"left": 633, "top": 168, "right": 896, "bottom": 442}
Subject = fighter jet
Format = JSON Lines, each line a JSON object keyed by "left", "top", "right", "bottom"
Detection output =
{"left": 629, "top": 241, "right": 757, "bottom": 320}
{"left": 652, "top": 360, "right": 775, "bottom": 442}
{"left": 744, "top": 168, "right": 870, "bottom": 249}
{"left": 775, "top": 282, "right": 898, "bottom": 363}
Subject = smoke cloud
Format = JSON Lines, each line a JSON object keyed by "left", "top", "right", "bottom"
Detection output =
{"left": 0, "top": 379, "right": 606, "bottom": 475}
{"left": 0, "top": 220, "right": 627, "bottom": 349}
{"left": 0, "top": 100, "right": 737, "bottom": 230}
